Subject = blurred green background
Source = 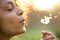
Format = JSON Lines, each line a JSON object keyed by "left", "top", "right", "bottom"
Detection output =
{"left": 10, "top": 9, "right": 60, "bottom": 40}
{"left": 10, "top": 0, "right": 60, "bottom": 40}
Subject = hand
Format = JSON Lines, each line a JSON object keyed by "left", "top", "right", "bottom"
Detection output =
{"left": 41, "top": 31, "right": 58, "bottom": 40}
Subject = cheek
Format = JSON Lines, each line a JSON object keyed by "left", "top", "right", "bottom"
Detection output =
{"left": 1, "top": 12, "right": 19, "bottom": 23}
{"left": 0, "top": 13, "right": 26, "bottom": 35}
{"left": 1, "top": 14, "right": 18, "bottom": 25}
{"left": 0, "top": 14, "right": 22, "bottom": 29}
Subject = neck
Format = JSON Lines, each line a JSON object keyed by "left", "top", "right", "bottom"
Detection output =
{"left": 0, "top": 33, "right": 11, "bottom": 40}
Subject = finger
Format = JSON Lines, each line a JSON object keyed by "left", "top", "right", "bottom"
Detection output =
{"left": 41, "top": 31, "right": 58, "bottom": 40}
{"left": 41, "top": 31, "right": 53, "bottom": 35}
{"left": 41, "top": 31, "right": 54, "bottom": 37}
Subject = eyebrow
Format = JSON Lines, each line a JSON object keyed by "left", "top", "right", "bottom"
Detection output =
{"left": 6, "top": 2, "right": 14, "bottom": 7}
{"left": 0, "top": 2, "right": 14, "bottom": 8}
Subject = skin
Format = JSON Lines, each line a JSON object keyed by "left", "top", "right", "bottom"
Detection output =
{"left": 0, "top": 0, "right": 26, "bottom": 40}
{"left": 41, "top": 31, "right": 58, "bottom": 40}
{"left": 0, "top": 0, "right": 58, "bottom": 40}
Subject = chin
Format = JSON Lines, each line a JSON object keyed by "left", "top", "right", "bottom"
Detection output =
{"left": 15, "top": 25, "right": 26, "bottom": 35}
{"left": 19, "top": 26, "right": 26, "bottom": 34}
{"left": 7, "top": 26, "right": 26, "bottom": 36}
{"left": 8, "top": 31, "right": 26, "bottom": 37}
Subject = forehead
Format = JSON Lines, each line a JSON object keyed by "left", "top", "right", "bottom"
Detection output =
{"left": 0, "top": 0, "right": 14, "bottom": 2}
{"left": 0, "top": 0, "right": 14, "bottom": 6}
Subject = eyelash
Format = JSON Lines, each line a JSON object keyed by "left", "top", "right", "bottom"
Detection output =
{"left": 7, "top": 2, "right": 14, "bottom": 11}
{"left": 7, "top": 2, "right": 19, "bottom": 11}
{"left": 7, "top": 7, "right": 13, "bottom": 11}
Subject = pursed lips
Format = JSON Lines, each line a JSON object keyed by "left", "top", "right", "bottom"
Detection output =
{"left": 20, "top": 19, "right": 25, "bottom": 24}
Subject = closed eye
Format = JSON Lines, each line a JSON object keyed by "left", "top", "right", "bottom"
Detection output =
{"left": 4, "top": 2, "right": 14, "bottom": 11}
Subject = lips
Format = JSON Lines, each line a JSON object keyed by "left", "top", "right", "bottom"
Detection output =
{"left": 20, "top": 19, "right": 25, "bottom": 24}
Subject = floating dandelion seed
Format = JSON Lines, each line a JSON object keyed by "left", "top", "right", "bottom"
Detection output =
{"left": 54, "top": 16, "right": 57, "bottom": 18}
{"left": 40, "top": 16, "right": 52, "bottom": 24}
{"left": 40, "top": 16, "right": 52, "bottom": 30}
{"left": 40, "top": 14, "right": 58, "bottom": 30}
{"left": 49, "top": 14, "right": 52, "bottom": 16}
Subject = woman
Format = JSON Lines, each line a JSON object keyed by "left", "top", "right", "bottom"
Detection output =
{"left": 0, "top": 0, "right": 58, "bottom": 40}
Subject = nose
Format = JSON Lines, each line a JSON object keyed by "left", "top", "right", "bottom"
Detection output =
{"left": 17, "top": 9, "right": 23, "bottom": 16}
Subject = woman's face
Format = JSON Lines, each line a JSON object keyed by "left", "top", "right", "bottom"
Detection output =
{"left": 0, "top": 0, "right": 26, "bottom": 36}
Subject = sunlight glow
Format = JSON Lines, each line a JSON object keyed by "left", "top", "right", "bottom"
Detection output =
{"left": 16, "top": 0, "right": 32, "bottom": 25}
{"left": 32, "top": 0, "right": 58, "bottom": 10}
